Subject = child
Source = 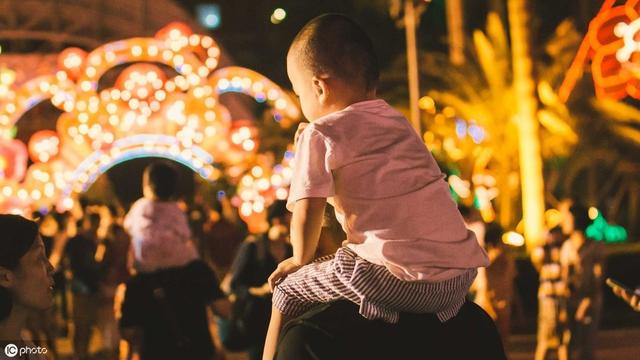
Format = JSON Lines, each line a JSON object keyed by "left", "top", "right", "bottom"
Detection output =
{"left": 124, "top": 162, "right": 199, "bottom": 272}
{"left": 263, "top": 14, "right": 490, "bottom": 358}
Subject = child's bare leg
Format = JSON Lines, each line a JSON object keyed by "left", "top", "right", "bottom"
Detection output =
{"left": 263, "top": 306, "right": 291, "bottom": 360}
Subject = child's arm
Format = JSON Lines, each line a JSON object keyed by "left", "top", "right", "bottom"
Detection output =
{"left": 268, "top": 197, "right": 326, "bottom": 290}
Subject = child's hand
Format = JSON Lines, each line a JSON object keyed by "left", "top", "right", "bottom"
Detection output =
{"left": 268, "top": 257, "right": 303, "bottom": 291}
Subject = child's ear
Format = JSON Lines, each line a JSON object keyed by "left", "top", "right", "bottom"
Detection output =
{"left": 312, "top": 76, "right": 329, "bottom": 104}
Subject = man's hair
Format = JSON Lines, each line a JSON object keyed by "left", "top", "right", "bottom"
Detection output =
{"left": 484, "top": 222, "right": 504, "bottom": 249}
{"left": 82, "top": 212, "right": 102, "bottom": 232}
{"left": 458, "top": 204, "right": 481, "bottom": 223}
{"left": 267, "top": 200, "right": 288, "bottom": 225}
{"left": 290, "top": 14, "right": 379, "bottom": 91}
{"left": 569, "top": 203, "right": 591, "bottom": 233}
{"left": 145, "top": 162, "right": 178, "bottom": 201}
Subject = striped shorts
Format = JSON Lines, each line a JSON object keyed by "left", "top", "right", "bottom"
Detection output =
{"left": 273, "top": 247, "right": 477, "bottom": 323}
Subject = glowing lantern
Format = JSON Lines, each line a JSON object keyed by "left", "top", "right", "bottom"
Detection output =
{"left": 115, "top": 63, "right": 167, "bottom": 100}
{"left": 58, "top": 47, "right": 87, "bottom": 80}
{"left": 0, "top": 140, "right": 28, "bottom": 181}
{"left": 156, "top": 22, "right": 194, "bottom": 41}
{"left": 560, "top": 0, "right": 640, "bottom": 101}
{"left": 28, "top": 130, "right": 60, "bottom": 163}
{"left": 502, "top": 231, "right": 525, "bottom": 247}
{"left": 229, "top": 120, "right": 259, "bottom": 153}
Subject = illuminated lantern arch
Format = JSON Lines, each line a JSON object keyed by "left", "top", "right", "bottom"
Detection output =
{"left": 62, "top": 134, "right": 219, "bottom": 197}
{"left": 0, "top": 74, "right": 74, "bottom": 129}
{"left": 0, "top": 22, "right": 301, "bottom": 215}
{"left": 210, "top": 67, "right": 300, "bottom": 123}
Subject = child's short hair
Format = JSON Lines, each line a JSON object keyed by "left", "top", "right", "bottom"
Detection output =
{"left": 144, "top": 162, "right": 178, "bottom": 201}
{"left": 290, "top": 14, "right": 379, "bottom": 91}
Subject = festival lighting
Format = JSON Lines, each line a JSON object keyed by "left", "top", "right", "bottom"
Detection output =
{"left": 586, "top": 210, "right": 628, "bottom": 243}
{"left": 0, "top": 22, "right": 300, "bottom": 214}
{"left": 271, "top": 8, "right": 287, "bottom": 24}
{"left": 559, "top": 0, "right": 640, "bottom": 101}
{"left": 503, "top": 231, "right": 525, "bottom": 247}
{"left": 233, "top": 148, "right": 295, "bottom": 224}
{"left": 196, "top": 4, "right": 222, "bottom": 30}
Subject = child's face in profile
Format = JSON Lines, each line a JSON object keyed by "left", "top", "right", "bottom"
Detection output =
{"left": 287, "top": 51, "right": 325, "bottom": 122}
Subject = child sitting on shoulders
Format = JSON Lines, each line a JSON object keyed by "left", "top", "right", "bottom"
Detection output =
{"left": 124, "top": 162, "right": 199, "bottom": 273}
{"left": 263, "top": 14, "right": 489, "bottom": 359}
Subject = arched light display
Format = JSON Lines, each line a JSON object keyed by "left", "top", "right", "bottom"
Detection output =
{"left": 0, "top": 22, "right": 300, "bottom": 215}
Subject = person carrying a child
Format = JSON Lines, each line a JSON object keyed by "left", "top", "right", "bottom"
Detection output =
{"left": 263, "top": 14, "right": 490, "bottom": 359}
{"left": 124, "top": 161, "right": 199, "bottom": 272}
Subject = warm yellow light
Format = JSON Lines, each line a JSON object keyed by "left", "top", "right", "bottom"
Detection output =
{"left": 442, "top": 106, "right": 456, "bottom": 118}
{"left": 276, "top": 188, "right": 288, "bottom": 200}
{"left": 240, "top": 202, "right": 253, "bottom": 216}
{"left": 242, "top": 139, "right": 256, "bottom": 151}
{"left": 544, "top": 209, "right": 562, "bottom": 228}
{"left": 588, "top": 206, "right": 599, "bottom": 220}
{"left": 418, "top": 96, "right": 435, "bottom": 111}
{"left": 502, "top": 231, "right": 525, "bottom": 247}
{"left": 271, "top": 8, "right": 287, "bottom": 24}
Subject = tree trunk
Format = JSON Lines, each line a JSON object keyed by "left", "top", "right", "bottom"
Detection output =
{"left": 446, "top": 0, "right": 465, "bottom": 65}
{"left": 404, "top": 0, "right": 421, "bottom": 133}
{"left": 507, "top": 0, "right": 546, "bottom": 250}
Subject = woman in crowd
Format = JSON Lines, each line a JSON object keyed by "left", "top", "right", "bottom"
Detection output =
{"left": 0, "top": 214, "right": 55, "bottom": 360}
{"left": 225, "top": 201, "right": 292, "bottom": 360}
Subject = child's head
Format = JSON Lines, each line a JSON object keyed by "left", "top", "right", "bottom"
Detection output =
{"left": 287, "top": 14, "right": 379, "bottom": 121}
{"left": 143, "top": 162, "right": 178, "bottom": 201}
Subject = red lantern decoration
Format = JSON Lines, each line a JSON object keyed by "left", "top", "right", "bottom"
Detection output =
{"left": 28, "top": 130, "right": 60, "bottom": 163}
{"left": 57, "top": 47, "right": 88, "bottom": 80}
{"left": 115, "top": 63, "right": 167, "bottom": 100}
{"left": 0, "top": 139, "right": 28, "bottom": 181}
{"left": 155, "top": 22, "right": 194, "bottom": 41}
{"left": 588, "top": 0, "right": 640, "bottom": 99}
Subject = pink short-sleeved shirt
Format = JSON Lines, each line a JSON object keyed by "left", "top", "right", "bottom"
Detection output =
{"left": 124, "top": 198, "right": 199, "bottom": 272}
{"left": 287, "top": 99, "right": 489, "bottom": 282}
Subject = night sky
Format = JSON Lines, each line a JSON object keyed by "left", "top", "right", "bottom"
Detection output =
{"left": 175, "top": 0, "right": 603, "bottom": 88}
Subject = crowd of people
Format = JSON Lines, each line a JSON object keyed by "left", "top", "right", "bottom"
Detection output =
{"left": 0, "top": 159, "right": 347, "bottom": 360}
{"left": 460, "top": 199, "right": 618, "bottom": 360}
{"left": 2, "top": 169, "right": 634, "bottom": 360}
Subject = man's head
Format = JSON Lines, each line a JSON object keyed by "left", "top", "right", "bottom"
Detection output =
{"left": 567, "top": 203, "right": 591, "bottom": 234}
{"left": 287, "top": 14, "right": 379, "bottom": 121}
{"left": 82, "top": 212, "right": 102, "bottom": 238}
{"left": 267, "top": 200, "right": 290, "bottom": 242}
{"left": 484, "top": 222, "right": 504, "bottom": 250}
{"left": 143, "top": 161, "right": 178, "bottom": 201}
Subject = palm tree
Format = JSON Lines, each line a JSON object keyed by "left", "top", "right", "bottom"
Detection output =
{"left": 388, "top": 12, "right": 579, "bottom": 239}
{"left": 507, "top": 0, "right": 545, "bottom": 249}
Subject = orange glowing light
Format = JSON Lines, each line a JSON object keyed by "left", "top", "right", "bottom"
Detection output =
{"left": 559, "top": 0, "right": 640, "bottom": 101}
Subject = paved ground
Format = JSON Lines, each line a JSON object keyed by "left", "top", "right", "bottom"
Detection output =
{"left": 508, "top": 328, "right": 640, "bottom": 360}
{"left": 47, "top": 327, "right": 640, "bottom": 359}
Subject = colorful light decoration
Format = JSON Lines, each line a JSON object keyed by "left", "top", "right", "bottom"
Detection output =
{"left": 28, "top": 130, "right": 60, "bottom": 163}
{"left": 586, "top": 207, "right": 628, "bottom": 243}
{"left": 422, "top": 96, "right": 497, "bottom": 223}
{"left": 560, "top": 0, "right": 640, "bottom": 101}
{"left": 0, "top": 139, "right": 28, "bottom": 181}
{"left": 233, "top": 148, "right": 295, "bottom": 225}
{"left": 0, "top": 22, "right": 300, "bottom": 214}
